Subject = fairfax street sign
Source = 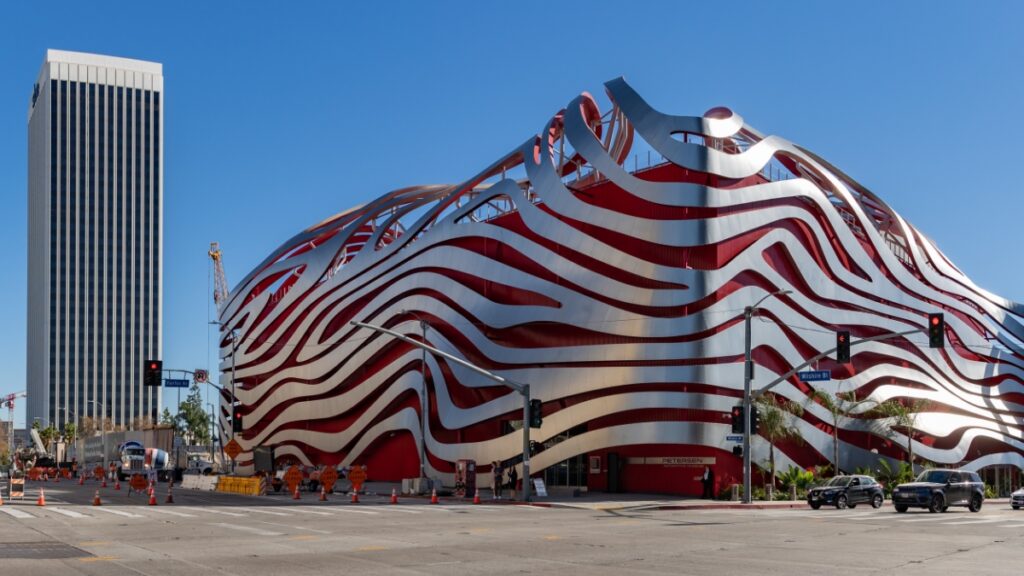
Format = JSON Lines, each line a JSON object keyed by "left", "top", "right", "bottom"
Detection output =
{"left": 164, "top": 379, "right": 190, "bottom": 388}
{"left": 797, "top": 370, "right": 831, "bottom": 382}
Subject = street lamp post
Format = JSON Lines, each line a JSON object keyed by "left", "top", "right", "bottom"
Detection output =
{"left": 229, "top": 329, "right": 239, "bottom": 475}
{"left": 351, "top": 320, "right": 535, "bottom": 502}
{"left": 742, "top": 289, "right": 791, "bottom": 504}
{"left": 401, "top": 310, "right": 431, "bottom": 486}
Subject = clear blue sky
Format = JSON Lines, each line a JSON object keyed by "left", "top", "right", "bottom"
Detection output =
{"left": 1, "top": 1, "right": 1022, "bottom": 427}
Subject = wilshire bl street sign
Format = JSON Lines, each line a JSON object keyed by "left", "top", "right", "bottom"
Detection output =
{"left": 797, "top": 370, "right": 831, "bottom": 382}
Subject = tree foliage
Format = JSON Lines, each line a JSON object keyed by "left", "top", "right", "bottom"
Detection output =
{"left": 176, "top": 383, "right": 210, "bottom": 445}
{"left": 807, "top": 386, "right": 884, "bottom": 474}
{"left": 755, "top": 394, "right": 804, "bottom": 489}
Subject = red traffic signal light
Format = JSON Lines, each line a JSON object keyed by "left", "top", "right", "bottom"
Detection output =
{"left": 730, "top": 405, "right": 745, "bottom": 433}
{"left": 143, "top": 359, "right": 162, "bottom": 387}
{"left": 928, "top": 313, "right": 945, "bottom": 348}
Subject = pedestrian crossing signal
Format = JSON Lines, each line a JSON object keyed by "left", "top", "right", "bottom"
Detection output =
{"left": 730, "top": 405, "right": 744, "bottom": 433}
{"left": 836, "top": 331, "right": 851, "bottom": 363}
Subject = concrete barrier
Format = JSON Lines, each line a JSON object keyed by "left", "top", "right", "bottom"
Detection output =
{"left": 180, "top": 475, "right": 219, "bottom": 491}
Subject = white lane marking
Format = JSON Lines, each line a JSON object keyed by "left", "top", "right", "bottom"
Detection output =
{"left": 897, "top": 516, "right": 940, "bottom": 522}
{"left": 258, "top": 521, "right": 331, "bottom": 534}
{"left": 145, "top": 508, "right": 197, "bottom": 518}
{"left": 325, "top": 507, "right": 379, "bottom": 515}
{"left": 1000, "top": 523, "right": 1024, "bottom": 528}
{"left": 233, "top": 507, "right": 292, "bottom": 517}
{"left": 48, "top": 507, "right": 90, "bottom": 519}
{"left": 942, "top": 517, "right": 1003, "bottom": 526}
{"left": 92, "top": 507, "right": 144, "bottom": 518}
{"left": 210, "top": 522, "right": 282, "bottom": 537}
{"left": 514, "top": 505, "right": 546, "bottom": 511}
{"left": 0, "top": 507, "right": 35, "bottom": 519}
{"left": 177, "top": 507, "right": 247, "bottom": 517}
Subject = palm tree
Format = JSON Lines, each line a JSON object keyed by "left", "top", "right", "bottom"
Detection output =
{"left": 756, "top": 395, "right": 805, "bottom": 489}
{"left": 808, "top": 386, "right": 883, "bottom": 474}
{"left": 63, "top": 422, "right": 77, "bottom": 462}
{"left": 879, "top": 397, "right": 929, "bottom": 468}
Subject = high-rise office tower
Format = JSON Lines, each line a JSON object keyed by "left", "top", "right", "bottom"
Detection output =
{"left": 27, "top": 50, "right": 163, "bottom": 430}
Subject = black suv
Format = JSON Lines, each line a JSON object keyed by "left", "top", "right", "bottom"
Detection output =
{"left": 892, "top": 469, "right": 984, "bottom": 513}
{"left": 807, "top": 475, "right": 885, "bottom": 510}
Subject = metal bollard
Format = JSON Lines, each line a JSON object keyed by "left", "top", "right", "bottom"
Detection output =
{"left": 731, "top": 484, "right": 740, "bottom": 502}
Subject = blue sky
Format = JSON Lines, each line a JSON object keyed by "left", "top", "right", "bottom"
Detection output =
{"left": 1, "top": 1, "right": 1021, "bottom": 427}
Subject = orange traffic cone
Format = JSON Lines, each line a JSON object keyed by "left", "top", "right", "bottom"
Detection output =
{"left": 93, "top": 490, "right": 102, "bottom": 506}
{"left": 78, "top": 475, "right": 84, "bottom": 486}
{"left": 319, "top": 486, "right": 328, "bottom": 501}
{"left": 37, "top": 488, "right": 46, "bottom": 507}
{"left": 293, "top": 485, "right": 301, "bottom": 500}
{"left": 101, "top": 477, "right": 107, "bottom": 488}
{"left": 390, "top": 488, "right": 398, "bottom": 504}
{"left": 351, "top": 490, "right": 360, "bottom": 504}
{"left": 54, "top": 473, "right": 60, "bottom": 483}
{"left": 0, "top": 486, "right": 4, "bottom": 506}
{"left": 114, "top": 479, "right": 121, "bottom": 491}
{"left": 148, "top": 489, "right": 158, "bottom": 506}
{"left": 473, "top": 489, "right": 481, "bottom": 505}
{"left": 166, "top": 483, "right": 174, "bottom": 504}
{"left": 430, "top": 488, "right": 439, "bottom": 504}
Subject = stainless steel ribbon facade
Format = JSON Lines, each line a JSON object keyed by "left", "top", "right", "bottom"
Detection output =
{"left": 216, "top": 78, "right": 1024, "bottom": 486}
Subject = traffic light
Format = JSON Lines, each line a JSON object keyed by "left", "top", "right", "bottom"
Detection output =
{"left": 928, "top": 313, "right": 945, "bottom": 348}
{"left": 143, "top": 359, "right": 162, "bottom": 387}
{"left": 836, "top": 330, "right": 851, "bottom": 363}
{"left": 529, "top": 399, "right": 543, "bottom": 428}
{"left": 529, "top": 440, "right": 542, "bottom": 456}
{"left": 730, "top": 405, "right": 745, "bottom": 434}
{"left": 232, "top": 404, "right": 244, "bottom": 433}
{"left": 732, "top": 445, "right": 743, "bottom": 457}
{"left": 751, "top": 405, "right": 761, "bottom": 435}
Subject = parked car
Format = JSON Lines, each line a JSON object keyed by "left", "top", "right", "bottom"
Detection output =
{"left": 807, "top": 475, "right": 885, "bottom": 510}
{"left": 1011, "top": 487, "right": 1024, "bottom": 510}
{"left": 892, "top": 469, "right": 984, "bottom": 513}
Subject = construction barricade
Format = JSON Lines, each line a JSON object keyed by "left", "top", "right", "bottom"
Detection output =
{"left": 179, "top": 475, "right": 219, "bottom": 491}
{"left": 215, "top": 476, "right": 266, "bottom": 496}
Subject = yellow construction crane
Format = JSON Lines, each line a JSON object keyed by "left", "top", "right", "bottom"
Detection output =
{"left": 209, "top": 242, "right": 230, "bottom": 310}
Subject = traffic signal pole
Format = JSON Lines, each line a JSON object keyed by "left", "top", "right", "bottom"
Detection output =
{"left": 351, "top": 320, "right": 534, "bottom": 502}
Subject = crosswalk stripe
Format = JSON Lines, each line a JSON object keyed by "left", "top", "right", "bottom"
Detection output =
{"left": 177, "top": 507, "right": 247, "bottom": 517}
{"left": 211, "top": 522, "right": 282, "bottom": 537}
{"left": 49, "top": 507, "right": 89, "bottom": 518}
{"left": 897, "top": 517, "right": 937, "bottom": 522}
{"left": 145, "top": 508, "right": 197, "bottom": 518}
{"left": 1000, "top": 524, "right": 1024, "bottom": 528}
{"left": 374, "top": 507, "right": 422, "bottom": 514}
{"left": 287, "top": 507, "right": 334, "bottom": 516}
{"left": 941, "top": 518, "right": 1002, "bottom": 526}
{"left": 93, "top": 508, "right": 144, "bottom": 518}
{"left": 0, "top": 507, "right": 35, "bottom": 519}
{"left": 325, "top": 507, "right": 379, "bottom": 515}
{"left": 233, "top": 507, "right": 292, "bottom": 516}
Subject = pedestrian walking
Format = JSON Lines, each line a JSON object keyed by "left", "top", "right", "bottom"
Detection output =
{"left": 492, "top": 461, "right": 503, "bottom": 499}
{"left": 701, "top": 466, "right": 715, "bottom": 499}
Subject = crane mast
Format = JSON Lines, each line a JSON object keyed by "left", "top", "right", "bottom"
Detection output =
{"left": 209, "top": 242, "right": 230, "bottom": 310}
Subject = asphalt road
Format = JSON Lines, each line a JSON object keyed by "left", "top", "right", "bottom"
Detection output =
{"left": 2, "top": 481, "right": 1023, "bottom": 575}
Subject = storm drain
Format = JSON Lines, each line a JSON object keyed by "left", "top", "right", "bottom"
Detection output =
{"left": 0, "top": 542, "right": 93, "bottom": 559}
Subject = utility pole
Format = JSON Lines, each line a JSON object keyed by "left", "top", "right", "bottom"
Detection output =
{"left": 351, "top": 320, "right": 535, "bottom": 502}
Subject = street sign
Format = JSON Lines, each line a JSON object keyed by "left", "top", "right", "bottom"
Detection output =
{"left": 532, "top": 478, "right": 547, "bottom": 497}
{"left": 283, "top": 465, "right": 302, "bottom": 494}
{"left": 319, "top": 466, "right": 338, "bottom": 494}
{"left": 224, "top": 438, "right": 242, "bottom": 461}
{"left": 164, "top": 379, "right": 189, "bottom": 388}
{"left": 130, "top": 474, "right": 148, "bottom": 492}
{"left": 194, "top": 369, "right": 209, "bottom": 383}
{"left": 348, "top": 465, "right": 367, "bottom": 492}
{"left": 726, "top": 435, "right": 744, "bottom": 442}
{"left": 797, "top": 370, "right": 831, "bottom": 382}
